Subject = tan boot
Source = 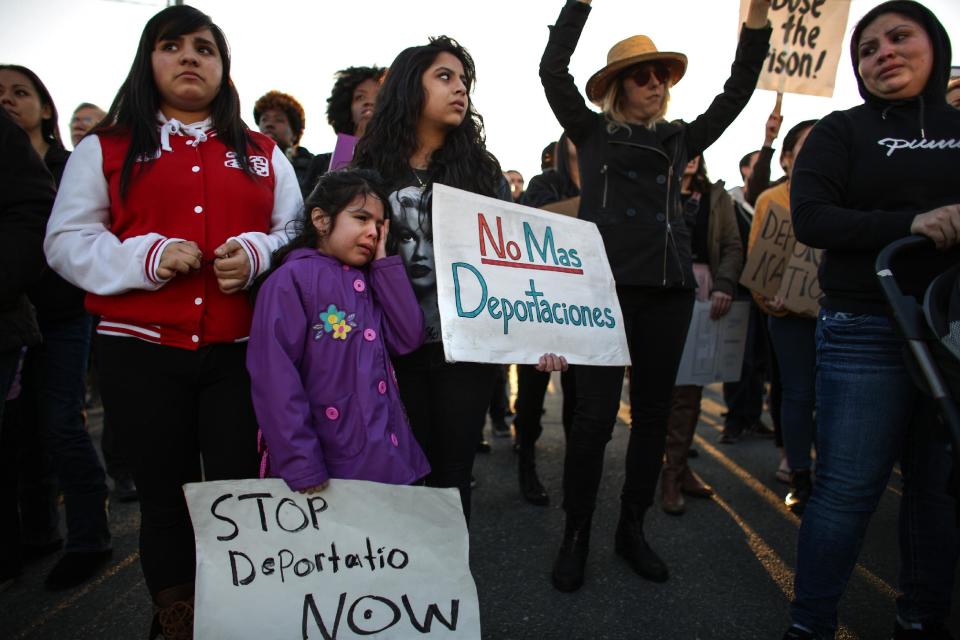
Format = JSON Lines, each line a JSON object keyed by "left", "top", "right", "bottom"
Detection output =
{"left": 661, "top": 468, "right": 685, "bottom": 515}
{"left": 150, "top": 584, "right": 194, "bottom": 640}
{"left": 679, "top": 467, "right": 713, "bottom": 498}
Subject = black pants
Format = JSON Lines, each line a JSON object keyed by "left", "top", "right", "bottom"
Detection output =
{"left": 393, "top": 343, "right": 497, "bottom": 522}
{"left": 562, "top": 287, "right": 695, "bottom": 519}
{"left": 97, "top": 336, "right": 258, "bottom": 597}
{"left": 513, "top": 365, "right": 576, "bottom": 454}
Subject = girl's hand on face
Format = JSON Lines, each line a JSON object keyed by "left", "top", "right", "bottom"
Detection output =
{"left": 213, "top": 239, "right": 251, "bottom": 294}
{"left": 374, "top": 219, "right": 390, "bottom": 261}
{"left": 911, "top": 205, "right": 960, "bottom": 250}
{"left": 157, "top": 241, "right": 202, "bottom": 280}
{"left": 536, "top": 353, "right": 569, "bottom": 372}
{"left": 299, "top": 480, "right": 329, "bottom": 494}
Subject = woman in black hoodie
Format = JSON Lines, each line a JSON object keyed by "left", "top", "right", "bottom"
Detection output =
{"left": 786, "top": 2, "right": 960, "bottom": 638}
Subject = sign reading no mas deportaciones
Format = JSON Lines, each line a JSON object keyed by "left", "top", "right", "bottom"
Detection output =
{"left": 432, "top": 184, "right": 631, "bottom": 366}
{"left": 185, "top": 479, "right": 480, "bottom": 639}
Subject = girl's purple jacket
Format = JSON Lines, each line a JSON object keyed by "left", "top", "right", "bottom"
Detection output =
{"left": 247, "top": 249, "right": 430, "bottom": 490}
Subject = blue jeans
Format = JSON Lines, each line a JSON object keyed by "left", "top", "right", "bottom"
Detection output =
{"left": 791, "top": 311, "right": 958, "bottom": 637}
{"left": 28, "top": 315, "right": 110, "bottom": 553}
{"left": 767, "top": 315, "right": 817, "bottom": 471}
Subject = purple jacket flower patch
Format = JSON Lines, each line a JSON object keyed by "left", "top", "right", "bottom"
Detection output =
{"left": 313, "top": 304, "right": 357, "bottom": 341}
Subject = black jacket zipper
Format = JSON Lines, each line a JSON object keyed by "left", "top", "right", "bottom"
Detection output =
{"left": 609, "top": 140, "right": 685, "bottom": 287}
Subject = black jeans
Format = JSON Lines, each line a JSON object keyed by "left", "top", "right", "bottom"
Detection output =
{"left": 393, "top": 343, "right": 497, "bottom": 522}
{"left": 562, "top": 287, "right": 695, "bottom": 518}
{"left": 97, "top": 336, "right": 258, "bottom": 597}
{"left": 514, "top": 365, "right": 576, "bottom": 454}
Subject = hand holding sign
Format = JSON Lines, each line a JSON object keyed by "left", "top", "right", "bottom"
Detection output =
{"left": 740, "top": 0, "right": 852, "bottom": 98}
{"left": 765, "top": 96, "right": 784, "bottom": 146}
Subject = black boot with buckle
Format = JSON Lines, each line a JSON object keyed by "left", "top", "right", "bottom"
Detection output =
{"left": 551, "top": 513, "right": 592, "bottom": 592}
{"left": 615, "top": 503, "right": 669, "bottom": 582}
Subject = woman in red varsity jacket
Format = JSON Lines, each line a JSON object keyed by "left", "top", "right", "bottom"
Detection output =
{"left": 43, "top": 6, "right": 301, "bottom": 638}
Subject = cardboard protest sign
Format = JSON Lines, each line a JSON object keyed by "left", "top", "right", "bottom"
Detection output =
{"left": 540, "top": 196, "right": 580, "bottom": 218}
{"left": 431, "top": 184, "right": 630, "bottom": 366}
{"left": 185, "top": 478, "right": 480, "bottom": 640}
{"left": 675, "top": 300, "right": 750, "bottom": 386}
{"left": 740, "top": 202, "right": 822, "bottom": 318}
{"left": 739, "top": 0, "right": 851, "bottom": 97}
{"left": 328, "top": 133, "right": 359, "bottom": 172}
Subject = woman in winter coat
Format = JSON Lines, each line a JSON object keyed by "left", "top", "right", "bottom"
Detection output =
{"left": 785, "top": 2, "right": 960, "bottom": 639}
{"left": 660, "top": 155, "right": 742, "bottom": 516}
{"left": 539, "top": 0, "right": 771, "bottom": 592}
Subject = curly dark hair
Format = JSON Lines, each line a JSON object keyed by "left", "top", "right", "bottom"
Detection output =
{"left": 352, "top": 36, "right": 502, "bottom": 199}
{"left": 250, "top": 168, "right": 391, "bottom": 302}
{"left": 326, "top": 66, "right": 386, "bottom": 135}
{"left": 253, "top": 90, "right": 306, "bottom": 144}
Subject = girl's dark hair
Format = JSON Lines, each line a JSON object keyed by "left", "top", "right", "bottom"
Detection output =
{"left": 0, "top": 64, "right": 63, "bottom": 150}
{"left": 353, "top": 36, "right": 502, "bottom": 198}
{"left": 96, "top": 5, "right": 257, "bottom": 198}
{"left": 552, "top": 133, "right": 580, "bottom": 198}
{"left": 780, "top": 119, "right": 818, "bottom": 169}
{"left": 687, "top": 155, "right": 711, "bottom": 195}
{"left": 326, "top": 66, "right": 386, "bottom": 135}
{"left": 250, "top": 169, "right": 391, "bottom": 302}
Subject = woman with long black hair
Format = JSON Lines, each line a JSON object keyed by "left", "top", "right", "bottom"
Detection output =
{"left": 44, "top": 5, "right": 301, "bottom": 637}
{"left": 540, "top": 0, "right": 771, "bottom": 591}
{"left": 354, "top": 36, "right": 564, "bottom": 521}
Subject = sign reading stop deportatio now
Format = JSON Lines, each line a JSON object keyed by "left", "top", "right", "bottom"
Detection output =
{"left": 185, "top": 479, "right": 480, "bottom": 639}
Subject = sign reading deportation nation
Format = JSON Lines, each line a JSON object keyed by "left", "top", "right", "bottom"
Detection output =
{"left": 739, "top": 0, "right": 852, "bottom": 97}
{"left": 431, "top": 184, "right": 630, "bottom": 366}
{"left": 185, "top": 479, "right": 480, "bottom": 640}
{"left": 740, "top": 202, "right": 822, "bottom": 318}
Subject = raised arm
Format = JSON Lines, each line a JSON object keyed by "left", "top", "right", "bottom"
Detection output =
{"left": 684, "top": 0, "right": 772, "bottom": 157}
{"left": 539, "top": 0, "right": 599, "bottom": 146}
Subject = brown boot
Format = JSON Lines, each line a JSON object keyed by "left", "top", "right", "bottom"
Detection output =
{"left": 661, "top": 468, "right": 685, "bottom": 515}
{"left": 150, "top": 584, "right": 194, "bottom": 640}
{"left": 679, "top": 467, "right": 713, "bottom": 498}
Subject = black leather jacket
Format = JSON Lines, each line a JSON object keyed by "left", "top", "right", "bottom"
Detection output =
{"left": 540, "top": 0, "right": 770, "bottom": 289}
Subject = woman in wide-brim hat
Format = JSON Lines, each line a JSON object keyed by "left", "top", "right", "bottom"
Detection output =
{"left": 539, "top": 0, "right": 772, "bottom": 593}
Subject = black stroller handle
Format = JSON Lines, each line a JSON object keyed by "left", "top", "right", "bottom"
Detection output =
{"left": 876, "top": 235, "right": 936, "bottom": 341}
{"left": 876, "top": 235, "right": 960, "bottom": 454}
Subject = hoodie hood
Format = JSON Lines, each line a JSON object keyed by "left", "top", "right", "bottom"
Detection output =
{"left": 849, "top": 0, "right": 952, "bottom": 105}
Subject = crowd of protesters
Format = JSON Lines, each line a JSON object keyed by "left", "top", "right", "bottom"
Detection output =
{"left": 1, "top": 1, "right": 959, "bottom": 639}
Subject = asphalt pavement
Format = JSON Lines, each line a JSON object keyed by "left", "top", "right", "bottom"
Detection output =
{"left": 3, "top": 375, "right": 960, "bottom": 639}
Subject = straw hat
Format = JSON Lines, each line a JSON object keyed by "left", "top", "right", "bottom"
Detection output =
{"left": 585, "top": 35, "right": 687, "bottom": 105}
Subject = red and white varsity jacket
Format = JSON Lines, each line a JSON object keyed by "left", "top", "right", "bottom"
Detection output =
{"left": 44, "top": 116, "right": 303, "bottom": 350}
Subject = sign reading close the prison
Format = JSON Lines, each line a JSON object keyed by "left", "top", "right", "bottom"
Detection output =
{"left": 185, "top": 479, "right": 480, "bottom": 640}
{"left": 739, "top": 0, "right": 852, "bottom": 97}
{"left": 431, "top": 184, "right": 631, "bottom": 366}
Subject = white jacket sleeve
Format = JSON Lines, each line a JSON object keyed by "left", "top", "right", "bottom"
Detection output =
{"left": 43, "top": 135, "right": 174, "bottom": 295}
{"left": 229, "top": 145, "right": 303, "bottom": 287}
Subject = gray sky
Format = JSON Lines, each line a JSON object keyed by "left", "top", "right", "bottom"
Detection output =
{"left": 3, "top": 0, "right": 958, "bottom": 187}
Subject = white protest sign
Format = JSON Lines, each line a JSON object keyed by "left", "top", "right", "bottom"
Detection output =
{"left": 739, "top": 0, "right": 852, "bottom": 98}
{"left": 185, "top": 478, "right": 480, "bottom": 640}
{"left": 431, "top": 183, "right": 630, "bottom": 366}
{"left": 675, "top": 300, "right": 750, "bottom": 386}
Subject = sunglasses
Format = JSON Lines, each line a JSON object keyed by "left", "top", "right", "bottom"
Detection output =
{"left": 626, "top": 63, "right": 671, "bottom": 87}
